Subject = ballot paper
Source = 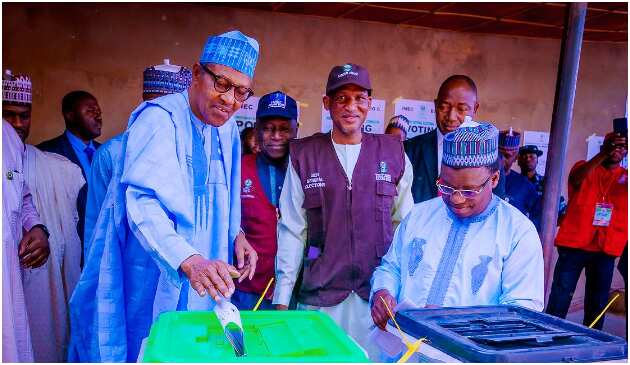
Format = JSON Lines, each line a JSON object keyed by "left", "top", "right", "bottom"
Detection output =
{"left": 214, "top": 297, "right": 246, "bottom": 357}
{"left": 368, "top": 299, "right": 461, "bottom": 363}
{"left": 368, "top": 299, "right": 417, "bottom": 362}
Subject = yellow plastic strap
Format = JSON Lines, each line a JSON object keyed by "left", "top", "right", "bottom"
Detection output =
{"left": 589, "top": 293, "right": 620, "bottom": 328}
{"left": 253, "top": 277, "right": 275, "bottom": 311}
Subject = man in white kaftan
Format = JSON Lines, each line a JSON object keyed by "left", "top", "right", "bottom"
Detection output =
{"left": 371, "top": 119, "right": 544, "bottom": 334}
{"left": 2, "top": 119, "right": 51, "bottom": 362}
{"left": 4, "top": 71, "right": 85, "bottom": 362}
{"left": 69, "top": 31, "right": 260, "bottom": 362}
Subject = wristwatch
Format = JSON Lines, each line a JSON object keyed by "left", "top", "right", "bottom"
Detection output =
{"left": 32, "top": 224, "right": 50, "bottom": 239}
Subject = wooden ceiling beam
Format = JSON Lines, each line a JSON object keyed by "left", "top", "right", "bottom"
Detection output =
{"left": 545, "top": 2, "right": 627, "bottom": 15}
{"left": 271, "top": 3, "right": 285, "bottom": 12}
{"left": 460, "top": 3, "right": 545, "bottom": 32}
{"left": 398, "top": 3, "right": 452, "bottom": 25}
{"left": 338, "top": 3, "right": 365, "bottom": 18}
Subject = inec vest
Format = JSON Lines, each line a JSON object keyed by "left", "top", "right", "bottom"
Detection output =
{"left": 238, "top": 154, "right": 277, "bottom": 297}
{"left": 555, "top": 162, "right": 628, "bottom": 257}
{"left": 290, "top": 132, "right": 405, "bottom": 306}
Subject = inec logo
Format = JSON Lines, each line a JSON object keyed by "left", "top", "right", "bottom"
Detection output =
{"left": 337, "top": 64, "right": 358, "bottom": 79}
{"left": 243, "top": 178, "right": 253, "bottom": 194}
{"left": 375, "top": 161, "right": 392, "bottom": 183}
{"left": 268, "top": 92, "right": 286, "bottom": 108}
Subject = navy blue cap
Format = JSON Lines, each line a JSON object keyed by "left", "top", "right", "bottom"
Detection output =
{"left": 256, "top": 91, "right": 298, "bottom": 121}
{"left": 326, "top": 63, "right": 371, "bottom": 96}
{"left": 519, "top": 144, "right": 543, "bottom": 156}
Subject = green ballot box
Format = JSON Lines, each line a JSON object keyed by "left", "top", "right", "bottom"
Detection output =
{"left": 142, "top": 310, "right": 369, "bottom": 363}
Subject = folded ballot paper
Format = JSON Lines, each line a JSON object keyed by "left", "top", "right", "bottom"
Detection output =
{"left": 368, "top": 299, "right": 456, "bottom": 363}
{"left": 214, "top": 297, "right": 247, "bottom": 357}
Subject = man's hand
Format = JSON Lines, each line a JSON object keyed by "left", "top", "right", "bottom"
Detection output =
{"left": 234, "top": 232, "right": 258, "bottom": 282}
{"left": 275, "top": 304, "right": 289, "bottom": 310}
{"left": 180, "top": 255, "right": 240, "bottom": 301}
{"left": 18, "top": 226, "right": 50, "bottom": 268}
{"left": 371, "top": 289, "right": 397, "bottom": 330}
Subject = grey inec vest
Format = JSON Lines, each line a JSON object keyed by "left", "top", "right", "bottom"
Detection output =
{"left": 290, "top": 132, "right": 405, "bottom": 306}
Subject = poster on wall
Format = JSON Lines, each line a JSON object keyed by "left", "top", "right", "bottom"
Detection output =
{"left": 321, "top": 99, "right": 386, "bottom": 134}
{"left": 234, "top": 96, "right": 300, "bottom": 133}
{"left": 586, "top": 134, "right": 605, "bottom": 161}
{"left": 523, "top": 130, "right": 550, "bottom": 176}
{"left": 587, "top": 134, "right": 627, "bottom": 168}
{"left": 234, "top": 96, "right": 260, "bottom": 132}
{"left": 393, "top": 99, "right": 436, "bottom": 139}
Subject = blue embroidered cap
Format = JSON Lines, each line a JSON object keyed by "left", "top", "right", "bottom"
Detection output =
{"left": 388, "top": 115, "right": 410, "bottom": 133}
{"left": 143, "top": 59, "right": 192, "bottom": 95}
{"left": 256, "top": 91, "right": 298, "bottom": 122}
{"left": 199, "top": 30, "right": 259, "bottom": 79}
{"left": 3, "top": 69, "right": 31, "bottom": 105}
{"left": 498, "top": 128, "right": 521, "bottom": 149}
{"left": 442, "top": 117, "right": 499, "bottom": 168}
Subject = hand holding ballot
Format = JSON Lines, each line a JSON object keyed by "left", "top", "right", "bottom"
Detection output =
{"left": 181, "top": 255, "right": 240, "bottom": 301}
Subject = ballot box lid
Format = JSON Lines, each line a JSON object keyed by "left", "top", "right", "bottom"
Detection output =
{"left": 395, "top": 305, "right": 627, "bottom": 362}
{"left": 142, "top": 310, "right": 369, "bottom": 362}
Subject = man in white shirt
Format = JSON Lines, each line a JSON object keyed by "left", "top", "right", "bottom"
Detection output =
{"left": 273, "top": 63, "right": 414, "bottom": 357}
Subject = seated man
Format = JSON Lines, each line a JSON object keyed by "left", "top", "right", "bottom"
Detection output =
{"left": 371, "top": 119, "right": 544, "bottom": 331}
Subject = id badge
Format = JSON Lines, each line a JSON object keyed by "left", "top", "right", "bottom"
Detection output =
{"left": 593, "top": 203, "right": 613, "bottom": 226}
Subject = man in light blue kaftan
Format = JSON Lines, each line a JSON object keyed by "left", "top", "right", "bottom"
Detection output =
{"left": 83, "top": 59, "right": 192, "bottom": 256}
{"left": 370, "top": 119, "right": 544, "bottom": 334}
{"left": 68, "top": 31, "right": 260, "bottom": 362}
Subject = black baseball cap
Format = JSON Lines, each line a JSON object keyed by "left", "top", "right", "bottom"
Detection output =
{"left": 325, "top": 63, "right": 372, "bottom": 96}
{"left": 519, "top": 144, "right": 543, "bottom": 157}
{"left": 256, "top": 91, "right": 298, "bottom": 121}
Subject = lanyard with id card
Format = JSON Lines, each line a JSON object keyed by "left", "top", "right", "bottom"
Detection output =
{"left": 593, "top": 168, "right": 619, "bottom": 227}
{"left": 593, "top": 202, "right": 613, "bottom": 226}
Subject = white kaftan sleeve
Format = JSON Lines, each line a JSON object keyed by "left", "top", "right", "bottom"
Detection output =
{"left": 391, "top": 154, "right": 414, "bottom": 224}
{"left": 498, "top": 222, "right": 545, "bottom": 311}
{"left": 370, "top": 214, "right": 408, "bottom": 305}
{"left": 273, "top": 156, "right": 306, "bottom": 306}
{"left": 124, "top": 107, "right": 199, "bottom": 285}
{"left": 21, "top": 183, "right": 42, "bottom": 232}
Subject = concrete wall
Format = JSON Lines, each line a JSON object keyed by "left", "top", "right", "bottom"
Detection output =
{"left": 3, "top": 3, "right": 628, "bottom": 307}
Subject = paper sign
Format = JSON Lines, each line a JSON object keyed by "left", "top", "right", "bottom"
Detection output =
{"left": 321, "top": 99, "right": 386, "bottom": 134}
{"left": 393, "top": 99, "right": 436, "bottom": 139}
{"left": 586, "top": 134, "right": 605, "bottom": 161}
{"left": 523, "top": 131, "right": 550, "bottom": 176}
{"left": 234, "top": 96, "right": 260, "bottom": 132}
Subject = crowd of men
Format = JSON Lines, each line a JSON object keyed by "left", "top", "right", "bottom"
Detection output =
{"left": 3, "top": 29, "right": 627, "bottom": 363}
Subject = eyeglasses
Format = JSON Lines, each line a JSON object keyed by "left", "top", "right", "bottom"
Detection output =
{"left": 332, "top": 94, "right": 370, "bottom": 106}
{"left": 436, "top": 176, "right": 492, "bottom": 198}
{"left": 201, "top": 64, "right": 254, "bottom": 102}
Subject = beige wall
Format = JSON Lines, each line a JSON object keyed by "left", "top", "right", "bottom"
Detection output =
{"left": 4, "top": 4, "right": 627, "bottom": 149}
{"left": 3, "top": 3, "right": 628, "bottom": 301}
